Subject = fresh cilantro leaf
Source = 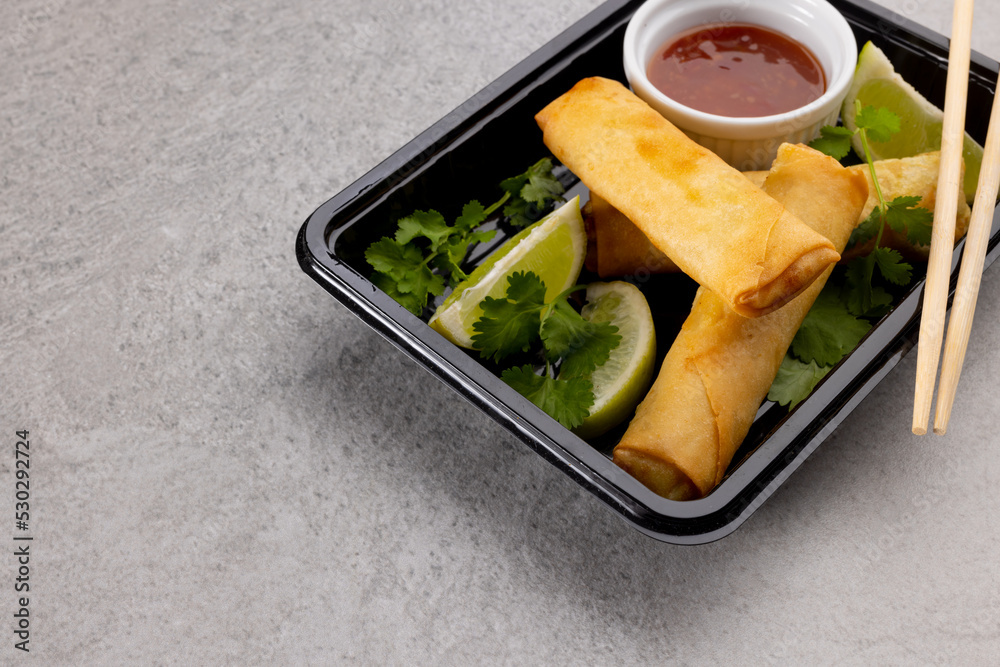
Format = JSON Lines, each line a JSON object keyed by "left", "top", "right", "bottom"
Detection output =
{"left": 541, "top": 299, "right": 621, "bottom": 377}
{"left": 395, "top": 210, "right": 452, "bottom": 249}
{"left": 847, "top": 207, "right": 882, "bottom": 249}
{"left": 840, "top": 276, "right": 893, "bottom": 318}
{"left": 397, "top": 262, "right": 445, "bottom": 298}
{"left": 365, "top": 238, "right": 422, "bottom": 279}
{"left": 855, "top": 105, "right": 901, "bottom": 144}
{"left": 503, "top": 270, "right": 548, "bottom": 303}
{"left": 884, "top": 196, "right": 933, "bottom": 246}
{"left": 366, "top": 238, "right": 445, "bottom": 314}
{"left": 500, "top": 158, "right": 565, "bottom": 227}
{"left": 558, "top": 321, "right": 621, "bottom": 379}
{"left": 455, "top": 201, "right": 488, "bottom": 233}
{"left": 847, "top": 197, "right": 932, "bottom": 252}
{"left": 470, "top": 271, "right": 622, "bottom": 430}
{"left": 501, "top": 365, "right": 593, "bottom": 430}
{"left": 882, "top": 195, "right": 922, "bottom": 233}
{"left": 465, "top": 228, "right": 499, "bottom": 246}
{"left": 791, "top": 290, "right": 872, "bottom": 366}
{"left": 368, "top": 209, "right": 470, "bottom": 314}
{"left": 499, "top": 171, "right": 530, "bottom": 198}
{"left": 845, "top": 256, "right": 876, "bottom": 316}
{"left": 502, "top": 198, "right": 543, "bottom": 229}
{"left": 499, "top": 158, "right": 559, "bottom": 202}
{"left": 866, "top": 286, "right": 895, "bottom": 319}
{"left": 430, "top": 243, "right": 468, "bottom": 284}
{"left": 809, "top": 125, "right": 854, "bottom": 160}
{"left": 471, "top": 272, "right": 547, "bottom": 362}
{"left": 844, "top": 250, "right": 911, "bottom": 317}
{"left": 538, "top": 299, "right": 588, "bottom": 360}
{"left": 768, "top": 356, "right": 832, "bottom": 409}
{"left": 370, "top": 272, "right": 425, "bottom": 316}
{"left": 872, "top": 246, "right": 912, "bottom": 285}
{"left": 521, "top": 172, "right": 564, "bottom": 205}
{"left": 473, "top": 297, "right": 543, "bottom": 361}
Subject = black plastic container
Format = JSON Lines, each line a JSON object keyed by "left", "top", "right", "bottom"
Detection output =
{"left": 297, "top": 0, "right": 1000, "bottom": 544}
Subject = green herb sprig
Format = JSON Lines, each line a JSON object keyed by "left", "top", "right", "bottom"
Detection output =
{"left": 473, "top": 271, "right": 621, "bottom": 430}
{"left": 770, "top": 103, "right": 933, "bottom": 408}
{"left": 364, "top": 159, "right": 565, "bottom": 315}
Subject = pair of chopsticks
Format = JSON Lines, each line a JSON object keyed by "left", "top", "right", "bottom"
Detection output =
{"left": 913, "top": 0, "right": 1000, "bottom": 435}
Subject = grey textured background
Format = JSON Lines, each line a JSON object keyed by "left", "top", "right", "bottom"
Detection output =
{"left": 3, "top": 0, "right": 1000, "bottom": 664}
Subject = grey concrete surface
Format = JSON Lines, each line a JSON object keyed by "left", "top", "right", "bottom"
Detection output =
{"left": 3, "top": 0, "right": 999, "bottom": 663}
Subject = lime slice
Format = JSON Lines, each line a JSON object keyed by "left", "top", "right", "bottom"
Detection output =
{"left": 429, "top": 196, "right": 586, "bottom": 348}
{"left": 843, "top": 41, "right": 983, "bottom": 203}
{"left": 565, "top": 281, "right": 656, "bottom": 440}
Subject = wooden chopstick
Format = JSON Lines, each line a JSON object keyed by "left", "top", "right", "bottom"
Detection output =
{"left": 912, "top": 0, "right": 976, "bottom": 435}
{"left": 933, "top": 78, "right": 1000, "bottom": 434}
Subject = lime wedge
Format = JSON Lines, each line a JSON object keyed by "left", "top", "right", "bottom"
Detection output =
{"left": 429, "top": 197, "right": 586, "bottom": 348}
{"left": 566, "top": 281, "right": 656, "bottom": 440}
{"left": 843, "top": 41, "right": 983, "bottom": 203}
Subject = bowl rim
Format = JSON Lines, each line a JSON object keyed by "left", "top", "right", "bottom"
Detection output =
{"left": 622, "top": 0, "right": 859, "bottom": 136}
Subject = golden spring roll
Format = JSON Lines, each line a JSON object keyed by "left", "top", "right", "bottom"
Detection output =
{"left": 535, "top": 77, "right": 841, "bottom": 317}
{"left": 587, "top": 154, "right": 969, "bottom": 276}
{"left": 585, "top": 171, "right": 769, "bottom": 278}
{"left": 613, "top": 144, "right": 869, "bottom": 500}
{"left": 587, "top": 191, "right": 679, "bottom": 277}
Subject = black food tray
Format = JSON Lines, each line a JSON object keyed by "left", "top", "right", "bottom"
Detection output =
{"left": 296, "top": 0, "right": 1000, "bottom": 544}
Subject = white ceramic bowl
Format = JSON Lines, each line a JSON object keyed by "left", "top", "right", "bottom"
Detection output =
{"left": 623, "top": 0, "right": 857, "bottom": 170}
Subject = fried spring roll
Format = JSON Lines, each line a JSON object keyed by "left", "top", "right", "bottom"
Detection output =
{"left": 613, "top": 144, "right": 869, "bottom": 500}
{"left": 587, "top": 191, "right": 679, "bottom": 277}
{"left": 585, "top": 171, "right": 769, "bottom": 278}
{"left": 535, "top": 77, "right": 840, "bottom": 317}
{"left": 587, "top": 153, "right": 970, "bottom": 277}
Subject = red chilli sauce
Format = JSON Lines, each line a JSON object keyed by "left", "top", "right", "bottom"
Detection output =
{"left": 647, "top": 23, "right": 827, "bottom": 117}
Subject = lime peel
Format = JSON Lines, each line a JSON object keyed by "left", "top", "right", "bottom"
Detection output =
{"left": 843, "top": 41, "right": 983, "bottom": 203}
{"left": 566, "top": 281, "right": 657, "bottom": 440}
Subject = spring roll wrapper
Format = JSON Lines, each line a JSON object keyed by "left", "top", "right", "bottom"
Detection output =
{"left": 587, "top": 171, "right": 768, "bottom": 278}
{"left": 588, "top": 192, "right": 678, "bottom": 276}
{"left": 613, "top": 144, "right": 869, "bottom": 500}
{"left": 535, "top": 77, "right": 840, "bottom": 317}
{"left": 589, "top": 153, "right": 969, "bottom": 276}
